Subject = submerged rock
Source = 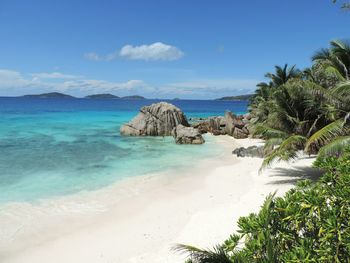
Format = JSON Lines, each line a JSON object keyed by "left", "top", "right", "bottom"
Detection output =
{"left": 172, "top": 124, "right": 205, "bottom": 144}
{"left": 232, "top": 146, "right": 265, "bottom": 158}
{"left": 120, "top": 102, "right": 189, "bottom": 136}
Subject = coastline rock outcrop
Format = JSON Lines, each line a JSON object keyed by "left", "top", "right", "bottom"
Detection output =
{"left": 172, "top": 125, "right": 205, "bottom": 144}
{"left": 209, "top": 116, "right": 226, "bottom": 135}
{"left": 120, "top": 102, "right": 189, "bottom": 136}
{"left": 191, "top": 111, "right": 251, "bottom": 138}
{"left": 224, "top": 111, "right": 250, "bottom": 139}
{"left": 232, "top": 146, "right": 265, "bottom": 158}
{"left": 192, "top": 116, "right": 224, "bottom": 135}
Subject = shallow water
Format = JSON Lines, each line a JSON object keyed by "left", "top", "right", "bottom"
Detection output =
{"left": 0, "top": 98, "right": 248, "bottom": 203}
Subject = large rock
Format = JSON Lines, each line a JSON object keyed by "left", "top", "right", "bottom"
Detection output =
{"left": 208, "top": 116, "right": 226, "bottom": 135}
{"left": 191, "top": 116, "right": 226, "bottom": 135}
{"left": 224, "top": 111, "right": 235, "bottom": 135}
{"left": 233, "top": 127, "right": 248, "bottom": 139}
{"left": 232, "top": 146, "right": 265, "bottom": 158}
{"left": 192, "top": 122, "right": 210, "bottom": 134}
{"left": 225, "top": 111, "right": 246, "bottom": 136}
{"left": 120, "top": 102, "right": 189, "bottom": 136}
{"left": 172, "top": 125, "right": 205, "bottom": 144}
{"left": 189, "top": 111, "right": 252, "bottom": 138}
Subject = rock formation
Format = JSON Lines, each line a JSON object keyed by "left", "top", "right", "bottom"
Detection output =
{"left": 191, "top": 111, "right": 251, "bottom": 138}
{"left": 172, "top": 125, "right": 205, "bottom": 144}
{"left": 120, "top": 102, "right": 189, "bottom": 136}
{"left": 232, "top": 146, "right": 265, "bottom": 158}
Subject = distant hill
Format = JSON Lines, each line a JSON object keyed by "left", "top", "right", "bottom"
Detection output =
{"left": 22, "top": 92, "right": 75, "bottom": 99}
{"left": 85, "top": 93, "right": 120, "bottom": 99}
{"left": 121, "top": 95, "right": 145, "bottom": 100}
{"left": 215, "top": 94, "right": 253, "bottom": 101}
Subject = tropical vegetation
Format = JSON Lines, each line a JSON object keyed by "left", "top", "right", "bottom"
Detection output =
{"left": 175, "top": 149, "right": 350, "bottom": 262}
{"left": 249, "top": 39, "right": 350, "bottom": 170}
{"left": 333, "top": 0, "right": 350, "bottom": 9}
{"left": 175, "top": 40, "right": 350, "bottom": 262}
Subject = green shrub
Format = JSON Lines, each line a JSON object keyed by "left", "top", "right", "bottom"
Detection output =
{"left": 176, "top": 149, "right": 350, "bottom": 262}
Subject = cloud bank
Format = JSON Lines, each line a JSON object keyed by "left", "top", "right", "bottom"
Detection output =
{"left": 31, "top": 72, "right": 82, "bottom": 80}
{"left": 84, "top": 42, "right": 184, "bottom": 61}
{"left": 0, "top": 69, "right": 148, "bottom": 96}
{"left": 0, "top": 69, "right": 258, "bottom": 99}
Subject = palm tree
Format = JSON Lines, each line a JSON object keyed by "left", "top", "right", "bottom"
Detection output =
{"left": 303, "top": 62, "right": 343, "bottom": 88}
{"left": 249, "top": 64, "right": 301, "bottom": 124}
{"left": 249, "top": 82, "right": 274, "bottom": 124}
{"left": 248, "top": 41, "right": 350, "bottom": 169}
{"left": 255, "top": 80, "right": 350, "bottom": 169}
{"left": 305, "top": 81, "right": 350, "bottom": 158}
{"left": 253, "top": 80, "right": 325, "bottom": 167}
{"left": 263, "top": 64, "right": 301, "bottom": 88}
{"left": 312, "top": 39, "right": 350, "bottom": 80}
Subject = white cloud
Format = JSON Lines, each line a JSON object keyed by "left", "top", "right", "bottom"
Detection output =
{"left": 0, "top": 68, "right": 150, "bottom": 96}
{"left": 31, "top": 72, "right": 82, "bottom": 80}
{"left": 0, "top": 69, "right": 34, "bottom": 88}
{"left": 166, "top": 79, "right": 257, "bottom": 91}
{"left": 0, "top": 68, "right": 258, "bottom": 99}
{"left": 119, "top": 42, "right": 184, "bottom": 61}
{"left": 57, "top": 79, "right": 149, "bottom": 94}
{"left": 84, "top": 52, "right": 103, "bottom": 61}
{"left": 153, "top": 79, "right": 259, "bottom": 99}
{"left": 84, "top": 42, "right": 184, "bottom": 61}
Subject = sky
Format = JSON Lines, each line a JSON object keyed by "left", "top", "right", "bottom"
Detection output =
{"left": 0, "top": 0, "right": 349, "bottom": 99}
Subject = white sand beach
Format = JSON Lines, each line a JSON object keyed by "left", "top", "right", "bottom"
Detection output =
{"left": 0, "top": 135, "right": 321, "bottom": 263}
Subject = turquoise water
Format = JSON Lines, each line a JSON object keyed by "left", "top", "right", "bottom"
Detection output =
{"left": 0, "top": 98, "right": 248, "bottom": 203}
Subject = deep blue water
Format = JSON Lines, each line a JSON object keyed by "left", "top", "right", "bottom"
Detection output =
{"left": 0, "top": 98, "right": 248, "bottom": 203}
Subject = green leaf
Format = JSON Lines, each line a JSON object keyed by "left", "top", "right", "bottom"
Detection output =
{"left": 305, "top": 119, "right": 346, "bottom": 152}
{"left": 318, "top": 136, "right": 350, "bottom": 157}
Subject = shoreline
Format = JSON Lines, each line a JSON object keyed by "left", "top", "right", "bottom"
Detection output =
{"left": 0, "top": 135, "right": 320, "bottom": 263}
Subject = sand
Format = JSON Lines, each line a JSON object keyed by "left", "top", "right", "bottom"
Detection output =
{"left": 0, "top": 136, "right": 322, "bottom": 263}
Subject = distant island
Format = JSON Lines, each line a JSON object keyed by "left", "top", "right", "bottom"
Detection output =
{"left": 18, "top": 92, "right": 146, "bottom": 100}
{"left": 215, "top": 94, "right": 253, "bottom": 101}
{"left": 85, "top": 94, "right": 120, "bottom": 99}
{"left": 13, "top": 92, "right": 250, "bottom": 101}
{"left": 21, "top": 92, "right": 75, "bottom": 99}
{"left": 121, "top": 95, "right": 145, "bottom": 100}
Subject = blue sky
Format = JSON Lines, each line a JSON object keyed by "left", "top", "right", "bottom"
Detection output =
{"left": 0, "top": 0, "right": 349, "bottom": 99}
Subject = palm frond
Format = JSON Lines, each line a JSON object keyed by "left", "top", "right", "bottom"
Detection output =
{"left": 260, "top": 135, "right": 307, "bottom": 171}
{"left": 312, "top": 48, "right": 331, "bottom": 61}
{"left": 318, "top": 136, "right": 350, "bottom": 157}
{"left": 331, "top": 81, "right": 350, "bottom": 104}
{"left": 330, "top": 39, "right": 348, "bottom": 50}
{"left": 305, "top": 119, "right": 346, "bottom": 152}
{"left": 173, "top": 244, "right": 231, "bottom": 263}
{"left": 253, "top": 125, "right": 288, "bottom": 139}
{"left": 264, "top": 138, "right": 284, "bottom": 150}
{"left": 324, "top": 66, "right": 346, "bottom": 81}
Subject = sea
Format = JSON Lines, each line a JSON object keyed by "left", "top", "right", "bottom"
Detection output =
{"left": 0, "top": 97, "right": 248, "bottom": 204}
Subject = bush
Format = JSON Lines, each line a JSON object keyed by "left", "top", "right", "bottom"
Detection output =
{"left": 177, "top": 149, "right": 350, "bottom": 262}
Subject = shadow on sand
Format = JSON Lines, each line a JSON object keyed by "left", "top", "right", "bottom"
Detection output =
{"left": 266, "top": 158, "right": 324, "bottom": 186}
